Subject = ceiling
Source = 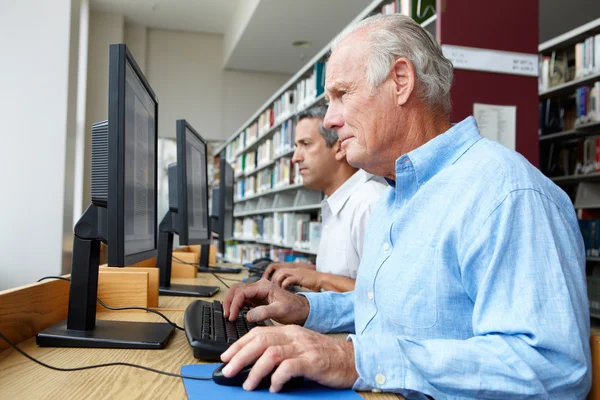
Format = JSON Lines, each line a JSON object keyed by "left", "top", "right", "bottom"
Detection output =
{"left": 91, "top": 0, "right": 374, "bottom": 74}
{"left": 223, "top": 0, "right": 374, "bottom": 74}
{"left": 90, "top": 0, "right": 241, "bottom": 35}
{"left": 90, "top": 0, "right": 600, "bottom": 75}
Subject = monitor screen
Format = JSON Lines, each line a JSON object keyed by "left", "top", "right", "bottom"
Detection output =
{"left": 221, "top": 160, "right": 234, "bottom": 240}
{"left": 185, "top": 126, "right": 209, "bottom": 242}
{"left": 123, "top": 60, "right": 156, "bottom": 257}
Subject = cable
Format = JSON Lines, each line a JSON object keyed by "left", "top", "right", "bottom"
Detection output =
{"left": 36, "top": 277, "right": 184, "bottom": 331}
{"left": 0, "top": 331, "right": 211, "bottom": 381}
{"left": 209, "top": 271, "right": 230, "bottom": 289}
{"left": 171, "top": 256, "right": 200, "bottom": 266}
{"left": 168, "top": 258, "right": 242, "bottom": 287}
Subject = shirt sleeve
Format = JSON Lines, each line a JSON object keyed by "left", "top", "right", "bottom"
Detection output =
{"left": 348, "top": 189, "right": 591, "bottom": 398}
{"left": 300, "top": 291, "right": 355, "bottom": 334}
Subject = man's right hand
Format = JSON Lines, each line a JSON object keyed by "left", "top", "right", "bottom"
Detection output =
{"left": 262, "top": 262, "right": 316, "bottom": 280}
{"left": 222, "top": 279, "right": 310, "bottom": 325}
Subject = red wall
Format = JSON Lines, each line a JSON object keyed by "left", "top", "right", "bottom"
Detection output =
{"left": 437, "top": 0, "right": 540, "bottom": 166}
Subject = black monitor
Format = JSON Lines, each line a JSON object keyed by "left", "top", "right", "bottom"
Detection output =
{"left": 37, "top": 44, "right": 173, "bottom": 349}
{"left": 217, "top": 156, "right": 235, "bottom": 254}
{"left": 156, "top": 120, "right": 219, "bottom": 297}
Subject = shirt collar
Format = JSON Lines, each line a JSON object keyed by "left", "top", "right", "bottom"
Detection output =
{"left": 396, "top": 116, "right": 482, "bottom": 186}
{"left": 323, "top": 169, "right": 370, "bottom": 216}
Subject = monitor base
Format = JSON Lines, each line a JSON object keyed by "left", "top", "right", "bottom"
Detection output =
{"left": 37, "top": 319, "right": 174, "bottom": 349}
{"left": 198, "top": 266, "right": 241, "bottom": 274}
{"left": 159, "top": 283, "right": 219, "bottom": 297}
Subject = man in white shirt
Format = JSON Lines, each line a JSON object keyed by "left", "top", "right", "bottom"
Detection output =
{"left": 262, "top": 105, "right": 387, "bottom": 292}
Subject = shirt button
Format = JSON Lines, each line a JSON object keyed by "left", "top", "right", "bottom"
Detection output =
{"left": 382, "top": 243, "right": 390, "bottom": 251}
{"left": 375, "top": 373, "right": 386, "bottom": 385}
{"left": 368, "top": 291, "right": 374, "bottom": 300}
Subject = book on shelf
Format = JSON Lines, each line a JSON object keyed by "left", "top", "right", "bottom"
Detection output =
{"left": 540, "top": 33, "right": 600, "bottom": 93}
{"left": 575, "top": 82, "right": 600, "bottom": 125}
{"left": 294, "top": 220, "right": 321, "bottom": 253}
{"left": 539, "top": 82, "right": 600, "bottom": 136}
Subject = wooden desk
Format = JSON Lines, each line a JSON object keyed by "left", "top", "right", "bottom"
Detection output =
{"left": 0, "top": 270, "right": 400, "bottom": 400}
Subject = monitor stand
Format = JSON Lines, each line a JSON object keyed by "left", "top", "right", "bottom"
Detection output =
{"left": 197, "top": 244, "right": 241, "bottom": 274}
{"left": 37, "top": 205, "right": 174, "bottom": 349}
{"left": 157, "top": 211, "right": 220, "bottom": 297}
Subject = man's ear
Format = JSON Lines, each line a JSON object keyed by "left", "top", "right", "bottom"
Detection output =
{"left": 333, "top": 139, "right": 346, "bottom": 161}
{"left": 391, "top": 57, "right": 416, "bottom": 106}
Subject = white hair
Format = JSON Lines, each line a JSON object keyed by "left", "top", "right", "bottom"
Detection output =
{"left": 331, "top": 14, "right": 453, "bottom": 113}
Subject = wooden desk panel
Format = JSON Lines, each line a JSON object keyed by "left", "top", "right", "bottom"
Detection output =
{"left": 0, "top": 311, "right": 400, "bottom": 399}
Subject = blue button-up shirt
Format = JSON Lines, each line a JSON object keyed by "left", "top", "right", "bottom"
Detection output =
{"left": 303, "top": 117, "right": 591, "bottom": 399}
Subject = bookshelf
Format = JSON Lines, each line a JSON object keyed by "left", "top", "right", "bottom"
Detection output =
{"left": 214, "top": 0, "right": 438, "bottom": 264}
{"left": 538, "top": 18, "right": 600, "bottom": 321}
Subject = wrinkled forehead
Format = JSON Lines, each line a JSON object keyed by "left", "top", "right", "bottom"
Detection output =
{"left": 326, "top": 40, "right": 369, "bottom": 92}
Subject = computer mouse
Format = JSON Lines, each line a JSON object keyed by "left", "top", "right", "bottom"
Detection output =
{"left": 212, "top": 361, "right": 304, "bottom": 390}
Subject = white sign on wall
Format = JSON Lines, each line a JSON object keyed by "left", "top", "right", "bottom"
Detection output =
{"left": 473, "top": 103, "right": 517, "bottom": 150}
{"left": 442, "top": 44, "right": 538, "bottom": 77}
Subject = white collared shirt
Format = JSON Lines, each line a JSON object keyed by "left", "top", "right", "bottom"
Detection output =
{"left": 316, "top": 169, "right": 388, "bottom": 279}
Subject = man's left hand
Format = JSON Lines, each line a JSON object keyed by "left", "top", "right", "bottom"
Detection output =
{"left": 220, "top": 325, "right": 359, "bottom": 392}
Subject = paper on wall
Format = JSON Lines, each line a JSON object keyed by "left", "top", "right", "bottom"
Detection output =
{"left": 473, "top": 103, "right": 516, "bottom": 150}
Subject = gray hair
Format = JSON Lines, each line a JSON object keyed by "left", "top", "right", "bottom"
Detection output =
{"left": 297, "top": 105, "right": 339, "bottom": 147}
{"left": 331, "top": 14, "right": 453, "bottom": 113}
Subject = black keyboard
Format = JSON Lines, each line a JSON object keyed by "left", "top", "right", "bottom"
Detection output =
{"left": 184, "top": 299, "right": 271, "bottom": 361}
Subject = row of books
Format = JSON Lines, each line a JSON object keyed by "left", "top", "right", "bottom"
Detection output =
{"left": 235, "top": 157, "right": 301, "bottom": 200}
{"left": 224, "top": 62, "right": 325, "bottom": 163}
{"left": 575, "top": 82, "right": 600, "bottom": 125}
{"left": 539, "top": 83, "right": 600, "bottom": 136}
{"left": 224, "top": 242, "right": 314, "bottom": 265}
{"left": 574, "top": 34, "right": 600, "bottom": 80}
{"left": 580, "top": 219, "right": 600, "bottom": 257}
{"left": 541, "top": 138, "right": 600, "bottom": 178}
{"left": 232, "top": 120, "right": 296, "bottom": 176}
{"left": 233, "top": 213, "right": 319, "bottom": 251}
{"left": 379, "top": 0, "right": 435, "bottom": 24}
{"left": 539, "top": 33, "right": 600, "bottom": 92}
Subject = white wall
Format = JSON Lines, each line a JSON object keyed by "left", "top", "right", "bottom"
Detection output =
{"left": 146, "top": 29, "right": 291, "bottom": 140}
{"left": 147, "top": 29, "right": 224, "bottom": 140}
{"left": 125, "top": 21, "right": 147, "bottom": 73}
{"left": 82, "top": 11, "right": 124, "bottom": 210}
{"left": 0, "top": 0, "right": 80, "bottom": 290}
{"left": 222, "top": 69, "right": 291, "bottom": 136}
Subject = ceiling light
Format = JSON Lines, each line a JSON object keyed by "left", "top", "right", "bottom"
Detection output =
{"left": 293, "top": 40, "right": 312, "bottom": 48}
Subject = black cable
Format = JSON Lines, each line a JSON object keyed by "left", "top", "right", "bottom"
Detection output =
{"left": 171, "top": 256, "right": 200, "bottom": 266}
{"left": 0, "top": 331, "right": 211, "bottom": 381}
{"left": 209, "top": 271, "right": 230, "bottom": 289}
{"left": 36, "top": 277, "right": 184, "bottom": 331}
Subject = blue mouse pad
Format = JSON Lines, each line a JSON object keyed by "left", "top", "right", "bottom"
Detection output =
{"left": 181, "top": 364, "right": 361, "bottom": 399}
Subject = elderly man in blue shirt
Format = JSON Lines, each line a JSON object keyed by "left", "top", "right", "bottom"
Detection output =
{"left": 220, "top": 13, "right": 591, "bottom": 399}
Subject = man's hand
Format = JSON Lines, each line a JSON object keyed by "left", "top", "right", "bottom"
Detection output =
{"left": 222, "top": 279, "right": 310, "bottom": 325}
{"left": 271, "top": 268, "right": 322, "bottom": 292}
{"left": 220, "top": 325, "right": 359, "bottom": 392}
{"left": 262, "top": 262, "right": 316, "bottom": 280}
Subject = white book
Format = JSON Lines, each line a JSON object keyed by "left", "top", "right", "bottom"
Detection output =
{"left": 595, "top": 34, "right": 600, "bottom": 73}
{"left": 401, "top": 0, "right": 410, "bottom": 17}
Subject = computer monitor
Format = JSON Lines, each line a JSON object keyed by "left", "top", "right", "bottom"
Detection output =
{"left": 156, "top": 120, "right": 219, "bottom": 297}
{"left": 217, "top": 156, "right": 235, "bottom": 254}
{"left": 37, "top": 43, "right": 173, "bottom": 349}
{"left": 209, "top": 186, "right": 220, "bottom": 234}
